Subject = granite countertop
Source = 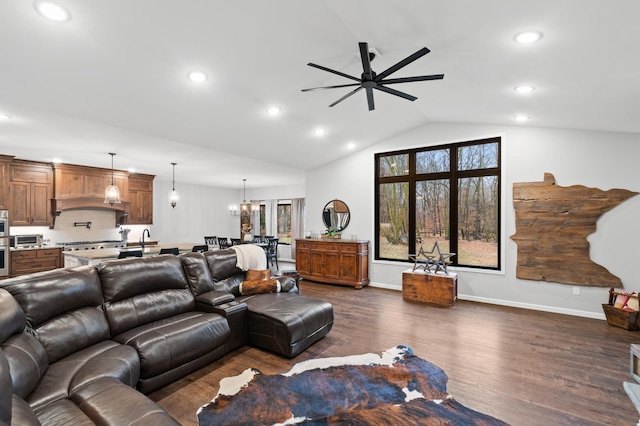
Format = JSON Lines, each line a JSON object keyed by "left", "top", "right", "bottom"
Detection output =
{"left": 62, "top": 242, "right": 204, "bottom": 260}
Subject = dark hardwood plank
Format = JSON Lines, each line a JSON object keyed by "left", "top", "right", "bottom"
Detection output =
{"left": 150, "top": 281, "right": 639, "bottom": 425}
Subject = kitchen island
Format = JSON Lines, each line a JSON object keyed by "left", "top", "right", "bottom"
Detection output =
{"left": 63, "top": 242, "right": 207, "bottom": 267}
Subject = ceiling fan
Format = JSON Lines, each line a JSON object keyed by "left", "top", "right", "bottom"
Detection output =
{"left": 302, "top": 42, "right": 444, "bottom": 111}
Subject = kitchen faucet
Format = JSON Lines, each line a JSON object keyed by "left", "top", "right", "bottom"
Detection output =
{"left": 140, "top": 229, "right": 151, "bottom": 249}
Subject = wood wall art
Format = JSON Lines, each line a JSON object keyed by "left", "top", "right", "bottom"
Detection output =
{"left": 510, "top": 173, "right": 638, "bottom": 287}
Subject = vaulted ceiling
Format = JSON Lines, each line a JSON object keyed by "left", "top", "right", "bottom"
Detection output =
{"left": 1, "top": 1, "right": 638, "bottom": 188}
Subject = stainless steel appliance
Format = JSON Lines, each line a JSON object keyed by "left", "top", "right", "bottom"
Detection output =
{"left": 0, "top": 238, "right": 7, "bottom": 277}
{"left": 56, "top": 240, "right": 127, "bottom": 251}
{"left": 0, "top": 210, "right": 7, "bottom": 237}
{"left": 12, "top": 234, "right": 43, "bottom": 249}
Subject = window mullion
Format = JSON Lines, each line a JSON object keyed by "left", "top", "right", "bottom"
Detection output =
{"left": 450, "top": 146, "right": 459, "bottom": 264}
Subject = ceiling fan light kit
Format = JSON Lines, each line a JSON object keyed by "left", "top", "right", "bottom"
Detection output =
{"left": 302, "top": 42, "right": 444, "bottom": 111}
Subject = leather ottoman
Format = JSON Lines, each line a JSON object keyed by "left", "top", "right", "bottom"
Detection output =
{"left": 240, "top": 293, "right": 334, "bottom": 358}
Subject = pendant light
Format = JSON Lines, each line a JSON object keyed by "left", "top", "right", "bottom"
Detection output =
{"left": 104, "top": 153, "right": 121, "bottom": 206}
{"left": 168, "top": 162, "right": 179, "bottom": 208}
{"left": 240, "top": 179, "right": 251, "bottom": 213}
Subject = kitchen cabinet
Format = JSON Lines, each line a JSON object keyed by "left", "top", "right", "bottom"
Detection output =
{"left": 0, "top": 155, "right": 14, "bottom": 210}
{"left": 127, "top": 174, "right": 154, "bottom": 224}
{"left": 296, "top": 239, "right": 369, "bottom": 289}
{"left": 9, "top": 161, "right": 53, "bottom": 226}
{"left": 10, "top": 248, "right": 62, "bottom": 277}
{"left": 53, "top": 163, "right": 128, "bottom": 206}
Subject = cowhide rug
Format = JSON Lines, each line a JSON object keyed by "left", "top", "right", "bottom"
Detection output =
{"left": 197, "top": 345, "right": 508, "bottom": 425}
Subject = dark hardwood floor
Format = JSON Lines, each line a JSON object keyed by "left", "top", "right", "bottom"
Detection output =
{"left": 150, "top": 281, "right": 640, "bottom": 425}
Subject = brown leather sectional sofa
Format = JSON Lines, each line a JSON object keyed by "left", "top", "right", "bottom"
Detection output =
{"left": 0, "top": 248, "right": 334, "bottom": 425}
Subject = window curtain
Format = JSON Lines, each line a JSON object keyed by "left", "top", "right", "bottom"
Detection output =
{"left": 250, "top": 201, "right": 260, "bottom": 238}
{"left": 290, "top": 198, "right": 305, "bottom": 259}
{"left": 264, "top": 200, "right": 278, "bottom": 238}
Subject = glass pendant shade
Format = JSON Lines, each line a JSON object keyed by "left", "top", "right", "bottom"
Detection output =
{"left": 104, "top": 184, "right": 121, "bottom": 206}
{"left": 168, "top": 162, "right": 178, "bottom": 208}
{"left": 104, "top": 153, "right": 121, "bottom": 206}
{"left": 168, "top": 189, "right": 179, "bottom": 208}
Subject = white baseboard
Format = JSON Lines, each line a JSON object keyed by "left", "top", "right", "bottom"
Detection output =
{"left": 369, "top": 282, "right": 606, "bottom": 321}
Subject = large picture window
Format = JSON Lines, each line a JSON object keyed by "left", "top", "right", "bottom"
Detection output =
{"left": 375, "top": 137, "right": 501, "bottom": 269}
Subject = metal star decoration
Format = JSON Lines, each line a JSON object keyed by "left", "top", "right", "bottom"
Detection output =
{"left": 409, "top": 245, "right": 437, "bottom": 272}
{"left": 409, "top": 241, "right": 456, "bottom": 274}
{"left": 432, "top": 241, "right": 455, "bottom": 274}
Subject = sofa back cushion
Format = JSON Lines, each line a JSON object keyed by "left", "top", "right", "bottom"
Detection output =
{"left": 98, "top": 256, "right": 195, "bottom": 336}
{"left": 0, "top": 267, "right": 110, "bottom": 364}
{"left": 203, "top": 249, "right": 245, "bottom": 295}
{"left": 179, "top": 252, "right": 216, "bottom": 296}
{"left": 0, "top": 289, "right": 48, "bottom": 400}
{"left": 0, "top": 349, "right": 12, "bottom": 426}
{"left": 0, "top": 289, "right": 25, "bottom": 344}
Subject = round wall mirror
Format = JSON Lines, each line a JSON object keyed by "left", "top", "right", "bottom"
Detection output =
{"left": 322, "top": 199, "right": 350, "bottom": 231}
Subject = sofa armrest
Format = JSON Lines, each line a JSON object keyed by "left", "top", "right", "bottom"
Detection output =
{"left": 196, "top": 291, "right": 235, "bottom": 312}
{"left": 275, "top": 276, "right": 298, "bottom": 294}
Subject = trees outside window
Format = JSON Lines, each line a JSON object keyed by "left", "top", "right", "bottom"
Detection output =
{"left": 277, "top": 202, "right": 291, "bottom": 244}
{"left": 255, "top": 202, "right": 291, "bottom": 244}
{"left": 375, "top": 137, "right": 500, "bottom": 269}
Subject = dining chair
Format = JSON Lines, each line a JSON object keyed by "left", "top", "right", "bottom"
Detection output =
{"left": 265, "top": 238, "right": 279, "bottom": 269}
{"left": 204, "top": 236, "right": 217, "bottom": 245}
{"left": 217, "top": 237, "right": 229, "bottom": 249}
{"left": 230, "top": 238, "right": 242, "bottom": 246}
{"left": 118, "top": 250, "right": 143, "bottom": 259}
{"left": 191, "top": 245, "right": 208, "bottom": 253}
{"left": 159, "top": 247, "right": 179, "bottom": 255}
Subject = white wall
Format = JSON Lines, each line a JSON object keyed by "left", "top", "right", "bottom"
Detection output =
{"left": 245, "top": 184, "right": 305, "bottom": 202}
{"left": 306, "top": 122, "right": 640, "bottom": 319}
{"left": 150, "top": 180, "right": 241, "bottom": 244}
{"left": 148, "top": 181, "right": 306, "bottom": 246}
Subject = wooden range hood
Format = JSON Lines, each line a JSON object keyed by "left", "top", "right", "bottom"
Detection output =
{"left": 51, "top": 163, "right": 130, "bottom": 227}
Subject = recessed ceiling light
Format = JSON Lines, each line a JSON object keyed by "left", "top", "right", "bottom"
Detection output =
{"left": 266, "top": 106, "right": 281, "bottom": 116}
{"left": 0, "top": 114, "right": 12, "bottom": 120}
{"left": 346, "top": 142, "right": 356, "bottom": 150}
{"left": 514, "top": 114, "right": 530, "bottom": 123}
{"left": 514, "top": 85, "right": 535, "bottom": 94}
{"left": 187, "top": 71, "right": 207, "bottom": 83}
{"left": 514, "top": 31, "right": 543, "bottom": 44}
{"left": 33, "top": 0, "right": 71, "bottom": 22}
{"left": 313, "top": 128, "right": 326, "bottom": 137}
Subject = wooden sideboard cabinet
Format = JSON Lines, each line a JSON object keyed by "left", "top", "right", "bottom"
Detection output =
{"left": 296, "top": 239, "right": 369, "bottom": 289}
{"left": 10, "top": 248, "right": 63, "bottom": 277}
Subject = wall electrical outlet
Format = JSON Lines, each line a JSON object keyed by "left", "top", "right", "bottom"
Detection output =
{"left": 573, "top": 287, "right": 581, "bottom": 296}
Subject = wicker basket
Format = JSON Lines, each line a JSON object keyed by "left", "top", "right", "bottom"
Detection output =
{"left": 602, "top": 288, "right": 640, "bottom": 331}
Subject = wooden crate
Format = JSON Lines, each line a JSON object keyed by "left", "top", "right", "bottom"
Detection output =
{"left": 602, "top": 304, "right": 640, "bottom": 331}
{"left": 602, "top": 288, "right": 640, "bottom": 331}
{"left": 402, "top": 270, "right": 457, "bottom": 307}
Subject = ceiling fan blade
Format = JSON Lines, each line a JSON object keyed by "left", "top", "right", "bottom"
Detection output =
{"left": 301, "top": 82, "right": 361, "bottom": 92}
{"left": 374, "top": 47, "right": 431, "bottom": 81}
{"left": 329, "top": 87, "right": 363, "bottom": 107}
{"left": 359, "top": 42, "right": 373, "bottom": 80}
{"left": 374, "top": 85, "right": 417, "bottom": 102}
{"left": 307, "top": 63, "right": 361, "bottom": 82}
{"left": 380, "top": 74, "right": 444, "bottom": 85}
{"left": 366, "top": 87, "right": 375, "bottom": 111}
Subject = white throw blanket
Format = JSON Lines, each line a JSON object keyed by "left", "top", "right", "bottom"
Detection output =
{"left": 230, "top": 244, "right": 267, "bottom": 271}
